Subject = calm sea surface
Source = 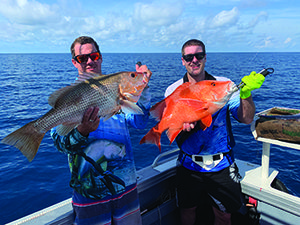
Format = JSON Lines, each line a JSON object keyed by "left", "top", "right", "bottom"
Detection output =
{"left": 0, "top": 52, "right": 300, "bottom": 224}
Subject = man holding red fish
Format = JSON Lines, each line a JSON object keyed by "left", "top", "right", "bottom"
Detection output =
{"left": 165, "top": 39, "right": 265, "bottom": 225}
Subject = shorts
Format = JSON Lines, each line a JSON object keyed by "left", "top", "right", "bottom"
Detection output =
{"left": 176, "top": 163, "right": 244, "bottom": 213}
{"left": 72, "top": 183, "right": 142, "bottom": 225}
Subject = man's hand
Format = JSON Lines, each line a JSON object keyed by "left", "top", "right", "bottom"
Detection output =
{"left": 77, "top": 107, "right": 100, "bottom": 137}
{"left": 240, "top": 71, "right": 265, "bottom": 99}
{"left": 182, "top": 122, "right": 196, "bottom": 132}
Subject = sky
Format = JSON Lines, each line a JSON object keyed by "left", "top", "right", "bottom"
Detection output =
{"left": 0, "top": 0, "right": 299, "bottom": 53}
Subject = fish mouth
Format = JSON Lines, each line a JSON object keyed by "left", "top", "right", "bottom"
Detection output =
{"left": 216, "top": 82, "right": 237, "bottom": 105}
{"left": 140, "top": 72, "right": 150, "bottom": 84}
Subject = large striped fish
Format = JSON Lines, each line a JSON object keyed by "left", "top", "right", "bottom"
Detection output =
{"left": 2, "top": 71, "right": 149, "bottom": 162}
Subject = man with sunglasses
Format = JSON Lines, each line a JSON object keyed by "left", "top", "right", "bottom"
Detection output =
{"left": 71, "top": 36, "right": 102, "bottom": 74}
{"left": 165, "top": 39, "right": 265, "bottom": 225}
{"left": 51, "top": 36, "right": 151, "bottom": 225}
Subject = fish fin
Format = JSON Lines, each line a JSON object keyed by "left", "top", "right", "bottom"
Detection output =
{"left": 48, "top": 85, "right": 75, "bottom": 108}
{"left": 74, "top": 72, "right": 105, "bottom": 84}
{"left": 102, "top": 112, "right": 118, "bottom": 121}
{"left": 140, "top": 125, "right": 162, "bottom": 152}
{"left": 200, "top": 115, "right": 212, "bottom": 130}
{"left": 1, "top": 121, "right": 45, "bottom": 162}
{"left": 166, "top": 127, "right": 183, "bottom": 144}
{"left": 56, "top": 124, "right": 79, "bottom": 136}
{"left": 150, "top": 100, "right": 167, "bottom": 121}
{"left": 49, "top": 73, "right": 100, "bottom": 107}
{"left": 174, "top": 82, "right": 193, "bottom": 92}
{"left": 120, "top": 100, "right": 144, "bottom": 115}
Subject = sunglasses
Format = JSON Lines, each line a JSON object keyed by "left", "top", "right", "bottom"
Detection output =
{"left": 182, "top": 52, "right": 206, "bottom": 62}
{"left": 73, "top": 52, "right": 100, "bottom": 63}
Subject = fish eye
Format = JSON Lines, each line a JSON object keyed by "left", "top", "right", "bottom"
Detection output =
{"left": 131, "top": 73, "right": 136, "bottom": 78}
{"left": 211, "top": 82, "right": 216, "bottom": 86}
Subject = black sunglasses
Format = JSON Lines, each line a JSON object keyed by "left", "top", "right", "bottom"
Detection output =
{"left": 73, "top": 52, "right": 100, "bottom": 64}
{"left": 182, "top": 52, "right": 206, "bottom": 62}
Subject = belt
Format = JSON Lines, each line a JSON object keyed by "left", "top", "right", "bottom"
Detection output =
{"left": 193, "top": 153, "right": 224, "bottom": 162}
{"left": 180, "top": 150, "right": 231, "bottom": 171}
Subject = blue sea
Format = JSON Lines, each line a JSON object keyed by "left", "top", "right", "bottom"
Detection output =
{"left": 0, "top": 52, "right": 299, "bottom": 224}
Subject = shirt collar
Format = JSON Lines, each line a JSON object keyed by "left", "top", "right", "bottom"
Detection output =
{"left": 183, "top": 71, "right": 216, "bottom": 83}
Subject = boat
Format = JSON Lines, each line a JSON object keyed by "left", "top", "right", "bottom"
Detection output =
{"left": 7, "top": 109, "right": 300, "bottom": 225}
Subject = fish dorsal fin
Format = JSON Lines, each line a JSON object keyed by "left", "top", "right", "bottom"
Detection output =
{"left": 48, "top": 85, "right": 75, "bottom": 108}
{"left": 75, "top": 72, "right": 104, "bottom": 83}
{"left": 48, "top": 72, "right": 104, "bottom": 107}
{"left": 174, "top": 82, "right": 193, "bottom": 92}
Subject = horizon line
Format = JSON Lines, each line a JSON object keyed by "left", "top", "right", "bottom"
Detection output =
{"left": 1, "top": 51, "right": 300, "bottom": 54}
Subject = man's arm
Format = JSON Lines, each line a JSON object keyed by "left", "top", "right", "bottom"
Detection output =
{"left": 237, "top": 96, "right": 255, "bottom": 124}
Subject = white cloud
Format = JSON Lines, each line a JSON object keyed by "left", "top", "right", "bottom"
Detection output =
{"left": 0, "top": 0, "right": 59, "bottom": 25}
{"left": 255, "top": 36, "right": 273, "bottom": 49}
{"left": 210, "top": 7, "right": 239, "bottom": 28}
{"left": 0, "top": 0, "right": 299, "bottom": 53}
{"left": 284, "top": 37, "right": 292, "bottom": 44}
{"left": 263, "top": 36, "right": 272, "bottom": 47}
{"left": 244, "top": 11, "right": 268, "bottom": 29}
{"left": 133, "top": 2, "right": 183, "bottom": 27}
{"left": 81, "top": 16, "right": 106, "bottom": 34}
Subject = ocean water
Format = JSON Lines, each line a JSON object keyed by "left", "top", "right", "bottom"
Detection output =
{"left": 0, "top": 52, "right": 300, "bottom": 224}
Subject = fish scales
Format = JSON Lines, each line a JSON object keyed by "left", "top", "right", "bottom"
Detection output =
{"left": 35, "top": 77, "right": 120, "bottom": 134}
{"left": 2, "top": 71, "right": 148, "bottom": 162}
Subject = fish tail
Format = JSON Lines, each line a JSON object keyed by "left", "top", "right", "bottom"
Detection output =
{"left": 140, "top": 126, "right": 162, "bottom": 152}
{"left": 1, "top": 121, "right": 45, "bottom": 162}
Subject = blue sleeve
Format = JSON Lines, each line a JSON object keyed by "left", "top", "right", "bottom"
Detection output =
{"left": 126, "top": 86, "right": 151, "bottom": 129}
{"left": 50, "top": 127, "right": 88, "bottom": 155}
{"left": 228, "top": 91, "right": 240, "bottom": 121}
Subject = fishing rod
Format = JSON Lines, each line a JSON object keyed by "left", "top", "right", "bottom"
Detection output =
{"left": 236, "top": 68, "right": 275, "bottom": 89}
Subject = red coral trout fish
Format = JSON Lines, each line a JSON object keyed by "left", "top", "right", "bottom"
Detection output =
{"left": 2, "top": 71, "right": 150, "bottom": 162}
{"left": 140, "top": 80, "right": 236, "bottom": 151}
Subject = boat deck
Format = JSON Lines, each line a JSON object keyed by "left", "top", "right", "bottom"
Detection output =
{"left": 7, "top": 116, "right": 300, "bottom": 225}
